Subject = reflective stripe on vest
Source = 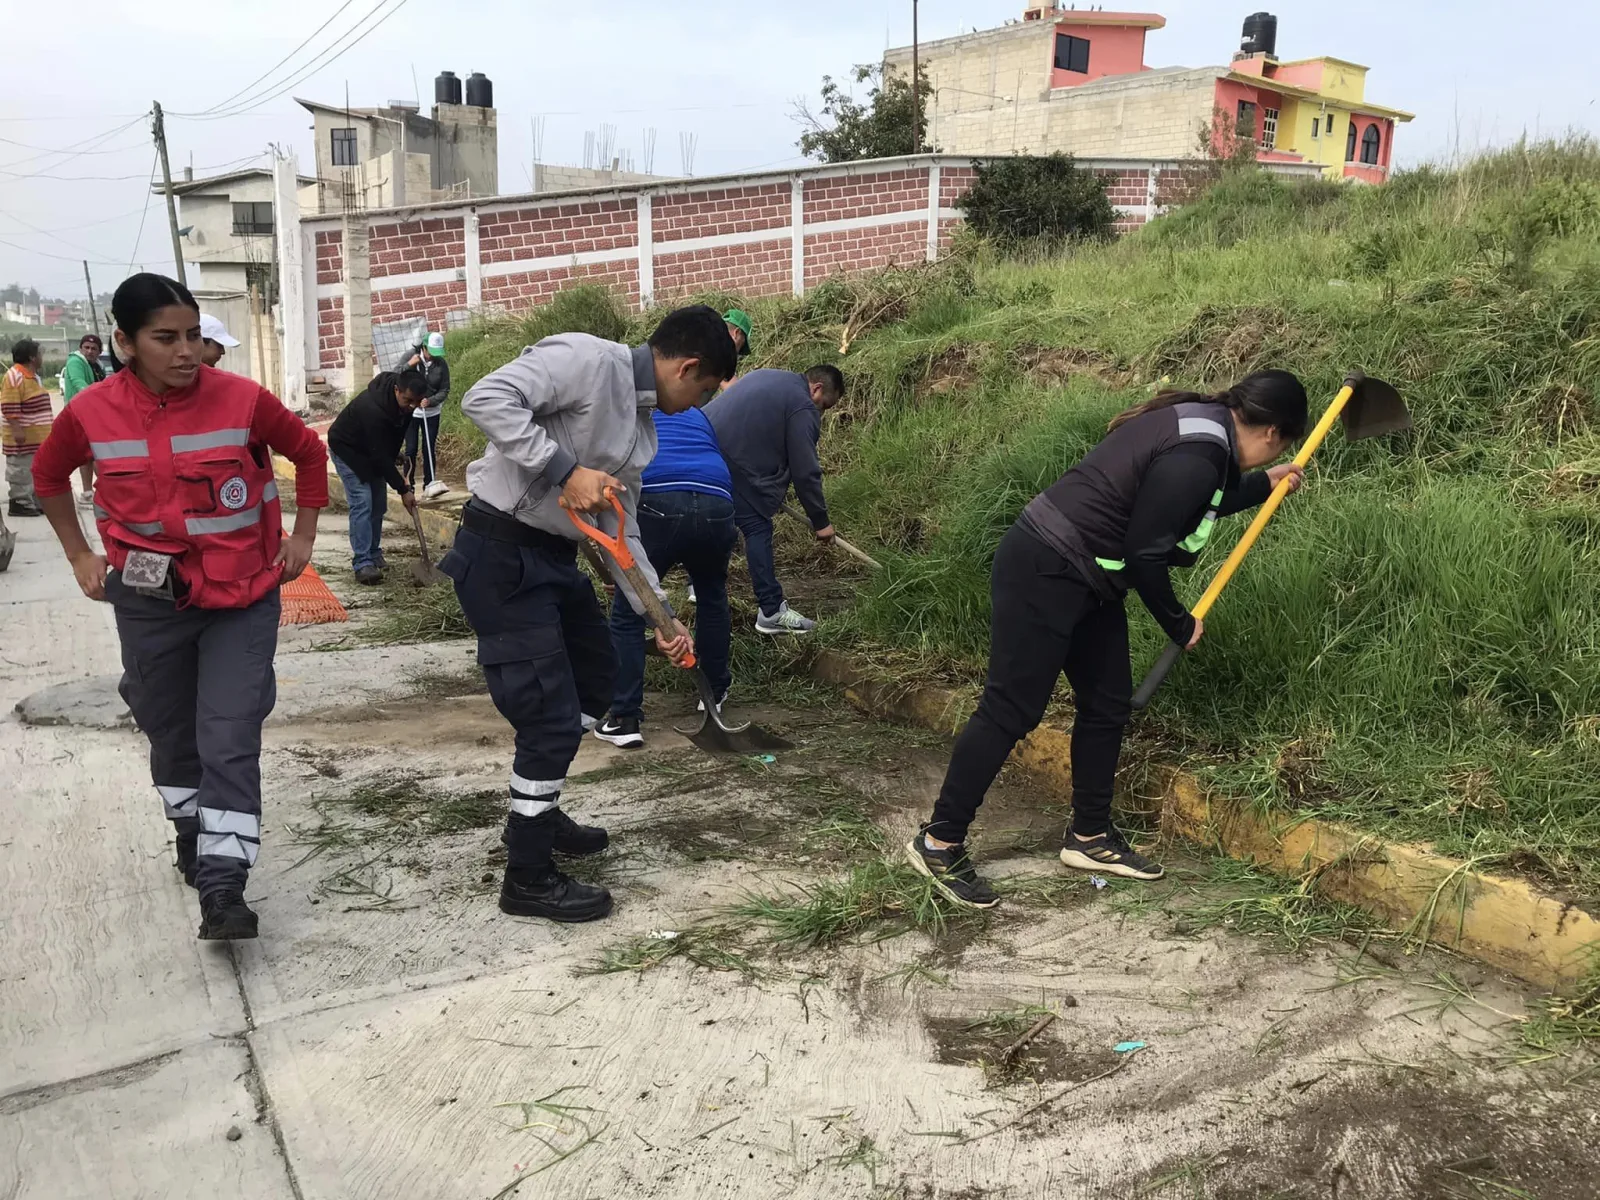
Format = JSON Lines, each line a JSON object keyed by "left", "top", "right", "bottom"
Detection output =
{"left": 183, "top": 480, "right": 278, "bottom": 536}
{"left": 1178, "top": 488, "right": 1224, "bottom": 555}
{"left": 94, "top": 504, "right": 164, "bottom": 537}
{"left": 90, "top": 439, "right": 150, "bottom": 460}
{"left": 1176, "top": 416, "right": 1230, "bottom": 447}
{"left": 171, "top": 428, "right": 250, "bottom": 454}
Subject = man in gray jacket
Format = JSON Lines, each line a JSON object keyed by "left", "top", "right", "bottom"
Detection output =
{"left": 439, "top": 305, "right": 737, "bottom": 923}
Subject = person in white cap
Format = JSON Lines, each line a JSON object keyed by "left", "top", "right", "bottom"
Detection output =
{"left": 405, "top": 330, "right": 451, "bottom": 499}
{"left": 198, "top": 314, "right": 240, "bottom": 368}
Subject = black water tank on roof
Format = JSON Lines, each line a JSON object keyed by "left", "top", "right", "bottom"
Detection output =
{"left": 465, "top": 72, "right": 493, "bottom": 109}
{"left": 1241, "top": 11, "right": 1277, "bottom": 57}
{"left": 435, "top": 70, "right": 462, "bottom": 105}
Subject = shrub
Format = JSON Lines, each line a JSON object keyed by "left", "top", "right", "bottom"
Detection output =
{"left": 957, "top": 154, "right": 1115, "bottom": 247}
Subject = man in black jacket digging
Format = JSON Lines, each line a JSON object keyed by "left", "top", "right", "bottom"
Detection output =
{"left": 328, "top": 368, "right": 425, "bottom": 584}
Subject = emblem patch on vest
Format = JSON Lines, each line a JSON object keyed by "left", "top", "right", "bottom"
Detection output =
{"left": 219, "top": 476, "right": 249, "bottom": 510}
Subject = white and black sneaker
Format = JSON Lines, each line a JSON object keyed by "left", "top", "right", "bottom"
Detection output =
{"left": 696, "top": 687, "right": 730, "bottom": 713}
{"left": 593, "top": 715, "right": 643, "bottom": 749}
{"left": 904, "top": 827, "right": 1000, "bottom": 909}
{"left": 1059, "top": 825, "right": 1165, "bottom": 881}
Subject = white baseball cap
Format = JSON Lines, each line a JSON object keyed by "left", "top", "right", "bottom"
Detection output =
{"left": 199, "top": 314, "right": 240, "bottom": 347}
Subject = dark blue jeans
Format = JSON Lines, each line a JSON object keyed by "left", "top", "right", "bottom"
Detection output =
{"left": 331, "top": 454, "right": 386, "bottom": 571}
{"left": 732, "top": 496, "right": 783, "bottom": 616}
{"left": 608, "top": 490, "right": 736, "bottom": 721}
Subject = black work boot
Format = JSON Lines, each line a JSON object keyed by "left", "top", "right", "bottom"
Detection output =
{"left": 547, "top": 807, "right": 609, "bottom": 857}
{"left": 501, "top": 811, "right": 612, "bottom": 922}
{"left": 500, "top": 866, "right": 613, "bottom": 922}
{"left": 198, "top": 891, "right": 259, "bottom": 940}
{"left": 173, "top": 819, "right": 199, "bottom": 889}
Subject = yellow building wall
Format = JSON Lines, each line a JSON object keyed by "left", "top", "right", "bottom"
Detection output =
{"left": 1313, "top": 60, "right": 1368, "bottom": 104}
{"left": 1275, "top": 95, "right": 1352, "bottom": 179}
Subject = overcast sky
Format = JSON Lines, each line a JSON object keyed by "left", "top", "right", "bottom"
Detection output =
{"left": 3, "top": 0, "right": 1596, "bottom": 298}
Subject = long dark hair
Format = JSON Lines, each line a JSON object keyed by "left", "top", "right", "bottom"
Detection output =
{"left": 1107, "top": 369, "right": 1310, "bottom": 440}
{"left": 108, "top": 273, "right": 199, "bottom": 373}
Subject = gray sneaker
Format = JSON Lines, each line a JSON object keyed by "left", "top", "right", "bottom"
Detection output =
{"left": 755, "top": 602, "right": 815, "bottom": 635}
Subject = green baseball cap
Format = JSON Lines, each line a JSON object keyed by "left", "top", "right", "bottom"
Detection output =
{"left": 426, "top": 331, "right": 446, "bottom": 358}
{"left": 723, "top": 308, "right": 753, "bottom": 357}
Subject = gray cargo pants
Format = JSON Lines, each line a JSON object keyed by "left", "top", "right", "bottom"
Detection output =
{"left": 109, "top": 575, "right": 280, "bottom": 900}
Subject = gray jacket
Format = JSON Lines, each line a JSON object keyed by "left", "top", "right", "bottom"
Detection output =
{"left": 462, "top": 334, "right": 665, "bottom": 612}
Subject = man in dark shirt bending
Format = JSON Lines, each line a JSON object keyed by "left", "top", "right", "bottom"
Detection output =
{"left": 327, "top": 368, "right": 424, "bottom": 584}
{"left": 703, "top": 364, "right": 844, "bottom": 634}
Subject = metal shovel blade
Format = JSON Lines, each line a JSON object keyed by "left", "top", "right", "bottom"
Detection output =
{"left": 409, "top": 508, "right": 448, "bottom": 587}
{"left": 674, "top": 669, "right": 793, "bottom": 754}
{"left": 1341, "top": 375, "right": 1411, "bottom": 440}
{"left": 0, "top": 529, "right": 13, "bottom": 573}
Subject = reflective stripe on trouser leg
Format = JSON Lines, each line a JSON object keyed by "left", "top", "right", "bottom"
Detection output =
{"left": 198, "top": 807, "right": 261, "bottom": 865}
{"left": 509, "top": 773, "right": 564, "bottom": 818}
{"left": 157, "top": 785, "right": 199, "bottom": 819}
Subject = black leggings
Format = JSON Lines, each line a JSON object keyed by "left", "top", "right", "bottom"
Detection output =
{"left": 929, "top": 523, "right": 1133, "bottom": 844}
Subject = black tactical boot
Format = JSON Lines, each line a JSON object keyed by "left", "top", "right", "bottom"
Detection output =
{"left": 198, "top": 891, "right": 259, "bottom": 940}
{"left": 547, "top": 807, "right": 609, "bottom": 857}
{"left": 500, "top": 810, "right": 612, "bottom": 922}
{"left": 499, "top": 866, "right": 613, "bottom": 922}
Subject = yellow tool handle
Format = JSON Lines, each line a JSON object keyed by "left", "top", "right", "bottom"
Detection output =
{"left": 1189, "top": 384, "right": 1351, "bottom": 620}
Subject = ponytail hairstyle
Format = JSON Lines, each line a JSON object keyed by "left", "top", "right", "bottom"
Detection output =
{"left": 1108, "top": 368, "right": 1310, "bottom": 441}
{"left": 108, "top": 272, "right": 199, "bottom": 373}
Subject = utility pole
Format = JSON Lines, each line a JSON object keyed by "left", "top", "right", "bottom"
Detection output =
{"left": 911, "top": 0, "right": 920, "bottom": 155}
{"left": 81, "top": 261, "right": 100, "bottom": 339}
{"left": 151, "top": 102, "right": 186, "bottom": 288}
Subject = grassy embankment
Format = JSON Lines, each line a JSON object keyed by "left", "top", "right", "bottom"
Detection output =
{"left": 432, "top": 140, "right": 1600, "bottom": 898}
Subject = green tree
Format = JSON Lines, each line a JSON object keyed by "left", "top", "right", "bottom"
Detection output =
{"left": 956, "top": 154, "right": 1115, "bottom": 246}
{"left": 795, "top": 63, "right": 933, "bottom": 164}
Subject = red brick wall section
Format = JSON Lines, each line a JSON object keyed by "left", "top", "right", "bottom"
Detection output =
{"left": 803, "top": 168, "right": 927, "bottom": 224}
{"left": 804, "top": 222, "right": 927, "bottom": 288}
{"left": 369, "top": 216, "right": 464, "bottom": 279}
{"left": 478, "top": 199, "right": 636, "bottom": 264}
{"left": 653, "top": 183, "right": 790, "bottom": 243}
{"left": 1095, "top": 167, "right": 1151, "bottom": 213}
{"left": 371, "top": 280, "right": 468, "bottom": 329}
{"left": 939, "top": 166, "right": 977, "bottom": 208}
{"left": 317, "top": 296, "right": 344, "bottom": 370}
{"left": 315, "top": 230, "right": 342, "bottom": 286}
{"left": 479, "top": 260, "right": 640, "bottom": 312}
{"left": 654, "top": 239, "right": 791, "bottom": 301}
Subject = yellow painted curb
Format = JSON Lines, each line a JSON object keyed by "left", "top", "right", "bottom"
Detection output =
{"left": 814, "top": 651, "right": 1599, "bottom": 993}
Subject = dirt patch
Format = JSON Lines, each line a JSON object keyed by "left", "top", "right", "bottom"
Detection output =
{"left": 1133, "top": 1074, "right": 1600, "bottom": 1200}
{"left": 1148, "top": 303, "right": 1310, "bottom": 382}
{"left": 1015, "top": 343, "right": 1134, "bottom": 389}
{"left": 924, "top": 1013, "right": 1115, "bottom": 1089}
{"left": 925, "top": 344, "right": 984, "bottom": 396}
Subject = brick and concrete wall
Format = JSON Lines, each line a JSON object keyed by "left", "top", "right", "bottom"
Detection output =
{"left": 292, "top": 152, "right": 1317, "bottom": 388}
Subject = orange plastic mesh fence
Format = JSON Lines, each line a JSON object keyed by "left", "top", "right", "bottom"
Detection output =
{"left": 279, "top": 563, "right": 349, "bottom": 626}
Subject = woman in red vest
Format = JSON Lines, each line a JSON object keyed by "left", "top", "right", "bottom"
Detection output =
{"left": 33, "top": 274, "right": 330, "bottom": 941}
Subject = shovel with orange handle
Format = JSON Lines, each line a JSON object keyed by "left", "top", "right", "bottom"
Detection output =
{"left": 1130, "top": 370, "right": 1410, "bottom": 710}
{"left": 565, "top": 488, "right": 791, "bottom": 754}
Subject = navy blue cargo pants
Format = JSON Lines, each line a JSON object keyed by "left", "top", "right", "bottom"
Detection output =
{"left": 110, "top": 573, "right": 280, "bottom": 901}
{"left": 439, "top": 501, "right": 616, "bottom": 866}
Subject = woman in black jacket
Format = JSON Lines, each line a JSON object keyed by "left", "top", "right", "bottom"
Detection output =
{"left": 906, "top": 370, "right": 1310, "bottom": 907}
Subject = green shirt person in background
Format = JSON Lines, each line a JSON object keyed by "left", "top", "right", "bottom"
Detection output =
{"left": 719, "top": 309, "right": 752, "bottom": 392}
{"left": 60, "top": 333, "right": 105, "bottom": 509}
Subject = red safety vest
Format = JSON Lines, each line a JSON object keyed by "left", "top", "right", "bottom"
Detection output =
{"left": 73, "top": 367, "right": 282, "bottom": 609}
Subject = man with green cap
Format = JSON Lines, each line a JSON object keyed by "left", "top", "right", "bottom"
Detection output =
{"left": 719, "top": 309, "right": 752, "bottom": 392}
{"left": 405, "top": 330, "right": 452, "bottom": 498}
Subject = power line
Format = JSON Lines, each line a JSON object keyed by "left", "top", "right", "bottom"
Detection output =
{"left": 185, "top": 0, "right": 413, "bottom": 121}
{"left": 0, "top": 210, "right": 123, "bottom": 264}
{"left": 174, "top": 0, "right": 364, "bottom": 118}
{"left": 0, "top": 114, "right": 150, "bottom": 172}
{"left": 0, "top": 235, "right": 125, "bottom": 267}
{"left": 127, "top": 151, "right": 161, "bottom": 275}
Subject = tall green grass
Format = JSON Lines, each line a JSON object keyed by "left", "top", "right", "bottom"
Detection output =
{"left": 437, "top": 138, "right": 1600, "bottom": 892}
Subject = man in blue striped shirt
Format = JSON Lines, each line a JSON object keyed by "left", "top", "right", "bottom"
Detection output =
{"left": 594, "top": 406, "right": 736, "bottom": 748}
